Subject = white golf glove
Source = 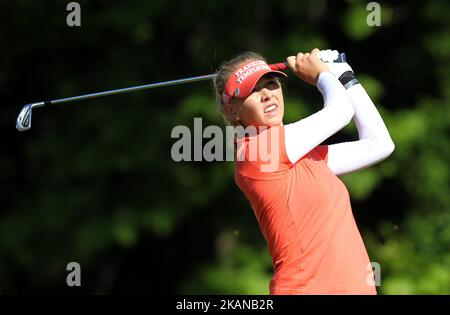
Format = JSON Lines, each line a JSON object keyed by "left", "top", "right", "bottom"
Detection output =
{"left": 319, "top": 49, "right": 354, "bottom": 78}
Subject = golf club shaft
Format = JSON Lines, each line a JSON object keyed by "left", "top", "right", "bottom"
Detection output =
{"left": 38, "top": 73, "right": 217, "bottom": 107}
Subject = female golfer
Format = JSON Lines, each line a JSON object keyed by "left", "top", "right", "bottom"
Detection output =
{"left": 213, "top": 48, "right": 394, "bottom": 295}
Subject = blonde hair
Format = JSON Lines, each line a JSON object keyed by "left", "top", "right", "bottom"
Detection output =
{"left": 213, "top": 52, "right": 267, "bottom": 126}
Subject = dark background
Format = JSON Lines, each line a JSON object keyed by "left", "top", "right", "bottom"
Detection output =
{"left": 0, "top": 0, "right": 449, "bottom": 294}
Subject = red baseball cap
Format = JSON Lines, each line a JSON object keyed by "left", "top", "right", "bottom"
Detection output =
{"left": 221, "top": 60, "right": 287, "bottom": 104}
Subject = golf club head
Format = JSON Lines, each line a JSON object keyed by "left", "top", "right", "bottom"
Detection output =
{"left": 16, "top": 104, "right": 33, "bottom": 131}
{"left": 16, "top": 102, "right": 46, "bottom": 131}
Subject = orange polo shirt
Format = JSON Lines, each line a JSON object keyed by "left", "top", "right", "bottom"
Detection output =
{"left": 235, "top": 126, "right": 376, "bottom": 295}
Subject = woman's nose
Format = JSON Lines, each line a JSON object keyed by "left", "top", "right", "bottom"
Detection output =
{"left": 260, "top": 89, "right": 273, "bottom": 101}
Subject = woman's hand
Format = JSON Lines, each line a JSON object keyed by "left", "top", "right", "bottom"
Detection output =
{"left": 319, "top": 49, "right": 354, "bottom": 79}
{"left": 287, "top": 48, "right": 329, "bottom": 85}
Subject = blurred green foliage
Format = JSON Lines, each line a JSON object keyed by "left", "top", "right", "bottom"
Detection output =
{"left": 0, "top": 0, "right": 448, "bottom": 294}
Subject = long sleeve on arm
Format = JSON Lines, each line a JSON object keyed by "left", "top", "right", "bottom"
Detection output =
{"left": 284, "top": 72, "right": 355, "bottom": 164}
{"left": 325, "top": 83, "right": 395, "bottom": 176}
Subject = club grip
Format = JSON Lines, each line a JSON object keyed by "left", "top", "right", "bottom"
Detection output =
{"left": 334, "top": 53, "right": 347, "bottom": 63}
{"left": 269, "top": 62, "right": 289, "bottom": 71}
{"left": 269, "top": 53, "right": 347, "bottom": 71}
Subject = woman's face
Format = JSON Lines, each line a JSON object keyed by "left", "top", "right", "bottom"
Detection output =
{"left": 231, "top": 74, "right": 284, "bottom": 128}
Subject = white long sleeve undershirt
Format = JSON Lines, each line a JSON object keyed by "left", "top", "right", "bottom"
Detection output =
{"left": 284, "top": 71, "right": 395, "bottom": 176}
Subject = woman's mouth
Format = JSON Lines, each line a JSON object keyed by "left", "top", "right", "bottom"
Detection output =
{"left": 264, "top": 104, "right": 278, "bottom": 117}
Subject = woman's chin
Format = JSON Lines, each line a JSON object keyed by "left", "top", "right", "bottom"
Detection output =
{"left": 264, "top": 115, "right": 283, "bottom": 127}
{"left": 247, "top": 115, "right": 283, "bottom": 129}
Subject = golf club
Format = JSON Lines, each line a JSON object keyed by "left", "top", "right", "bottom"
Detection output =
{"left": 16, "top": 53, "right": 346, "bottom": 131}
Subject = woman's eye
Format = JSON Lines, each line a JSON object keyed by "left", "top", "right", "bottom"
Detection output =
{"left": 262, "top": 80, "right": 278, "bottom": 90}
{"left": 253, "top": 80, "right": 278, "bottom": 93}
{"left": 267, "top": 80, "right": 278, "bottom": 88}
